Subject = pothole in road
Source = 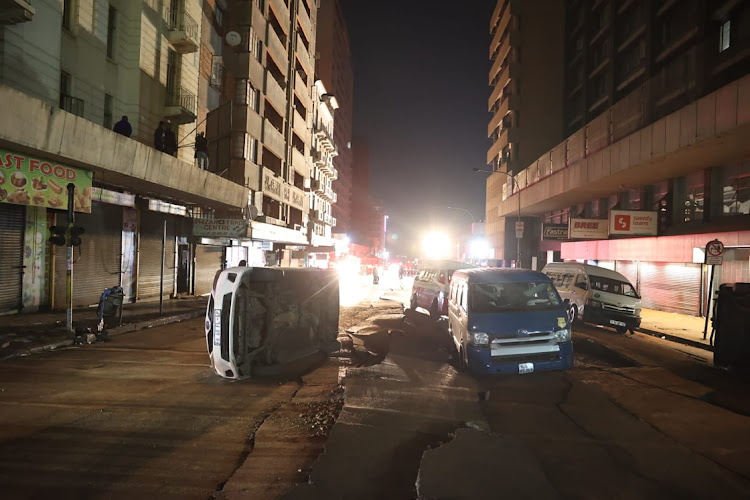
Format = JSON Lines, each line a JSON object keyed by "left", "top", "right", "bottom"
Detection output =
{"left": 573, "top": 337, "right": 639, "bottom": 368}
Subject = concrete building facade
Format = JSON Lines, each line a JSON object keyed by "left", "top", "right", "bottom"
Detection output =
{"left": 0, "top": 0, "right": 332, "bottom": 315}
{"left": 315, "top": 0, "right": 353, "bottom": 235}
{"left": 485, "top": 0, "right": 750, "bottom": 316}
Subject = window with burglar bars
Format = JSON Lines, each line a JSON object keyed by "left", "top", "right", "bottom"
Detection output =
{"left": 210, "top": 56, "right": 224, "bottom": 92}
{"left": 235, "top": 79, "right": 259, "bottom": 112}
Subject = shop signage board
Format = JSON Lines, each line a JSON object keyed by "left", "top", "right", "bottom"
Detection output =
{"left": 705, "top": 239, "right": 724, "bottom": 265}
{"left": 568, "top": 218, "right": 608, "bottom": 240}
{"left": 193, "top": 218, "right": 248, "bottom": 238}
{"left": 542, "top": 223, "right": 568, "bottom": 240}
{"left": 609, "top": 210, "right": 658, "bottom": 236}
{"left": 91, "top": 187, "right": 135, "bottom": 207}
{"left": 0, "top": 148, "right": 93, "bottom": 212}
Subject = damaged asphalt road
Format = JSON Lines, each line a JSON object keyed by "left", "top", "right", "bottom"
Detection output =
{"left": 287, "top": 304, "right": 750, "bottom": 499}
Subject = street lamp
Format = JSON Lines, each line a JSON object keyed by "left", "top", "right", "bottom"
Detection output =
{"left": 474, "top": 167, "right": 522, "bottom": 268}
{"left": 447, "top": 206, "right": 476, "bottom": 223}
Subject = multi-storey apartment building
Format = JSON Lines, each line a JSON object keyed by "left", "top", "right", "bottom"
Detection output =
{"left": 0, "top": 0, "right": 252, "bottom": 315}
{"left": 485, "top": 0, "right": 750, "bottom": 316}
{"left": 207, "top": 0, "right": 320, "bottom": 265}
{"left": 316, "top": 0, "right": 353, "bottom": 236}
{"left": 309, "top": 79, "right": 338, "bottom": 247}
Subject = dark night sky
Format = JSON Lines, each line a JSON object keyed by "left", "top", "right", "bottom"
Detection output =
{"left": 342, "top": 1, "right": 496, "bottom": 256}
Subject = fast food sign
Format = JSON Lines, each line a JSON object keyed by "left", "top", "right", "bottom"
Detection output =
{"left": 0, "top": 148, "right": 93, "bottom": 212}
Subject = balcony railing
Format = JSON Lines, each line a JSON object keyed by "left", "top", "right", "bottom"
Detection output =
{"left": 60, "top": 94, "right": 84, "bottom": 117}
{"left": 167, "top": 86, "right": 196, "bottom": 114}
{"left": 166, "top": 9, "right": 199, "bottom": 53}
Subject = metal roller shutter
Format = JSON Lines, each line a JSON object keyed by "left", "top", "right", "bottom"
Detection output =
{"left": 639, "top": 262, "right": 701, "bottom": 316}
{"left": 54, "top": 202, "right": 123, "bottom": 308}
{"left": 138, "top": 214, "right": 176, "bottom": 300}
{"left": 0, "top": 204, "right": 25, "bottom": 313}
{"left": 616, "top": 261, "right": 639, "bottom": 292}
{"left": 194, "top": 245, "right": 223, "bottom": 296}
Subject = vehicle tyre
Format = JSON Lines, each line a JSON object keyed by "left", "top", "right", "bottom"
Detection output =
{"left": 569, "top": 304, "right": 578, "bottom": 324}
{"left": 430, "top": 300, "right": 440, "bottom": 321}
{"left": 616, "top": 326, "right": 628, "bottom": 334}
{"left": 458, "top": 343, "right": 469, "bottom": 371}
{"left": 410, "top": 294, "right": 418, "bottom": 311}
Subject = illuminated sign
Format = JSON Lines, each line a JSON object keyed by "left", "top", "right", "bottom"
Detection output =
{"left": 568, "top": 218, "right": 608, "bottom": 240}
{"left": 608, "top": 210, "right": 658, "bottom": 236}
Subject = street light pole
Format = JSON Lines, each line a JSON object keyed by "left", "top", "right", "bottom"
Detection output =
{"left": 474, "top": 168, "right": 522, "bottom": 268}
{"left": 447, "top": 206, "right": 476, "bottom": 223}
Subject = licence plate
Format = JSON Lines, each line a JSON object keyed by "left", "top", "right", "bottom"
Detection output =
{"left": 518, "top": 362, "right": 534, "bottom": 374}
{"left": 609, "top": 320, "right": 626, "bottom": 327}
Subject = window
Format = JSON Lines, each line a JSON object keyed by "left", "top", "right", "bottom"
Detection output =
{"left": 63, "top": 0, "right": 73, "bottom": 29}
{"left": 675, "top": 171, "right": 705, "bottom": 222}
{"left": 717, "top": 162, "right": 750, "bottom": 216}
{"left": 590, "top": 276, "right": 638, "bottom": 298}
{"left": 60, "top": 71, "right": 71, "bottom": 103}
{"left": 574, "top": 274, "right": 588, "bottom": 290}
{"left": 106, "top": 6, "right": 117, "bottom": 59}
{"left": 210, "top": 56, "right": 224, "bottom": 92}
{"left": 720, "top": 20, "right": 731, "bottom": 52}
{"left": 470, "top": 282, "right": 561, "bottom": 313}
{"left": 214, "top": 6, "right": 224, "bottom": 27}
{"left": 103, "top": 94, "right": 113, "bottom": 129}
{"left": 233, "top": 133, "right": 258, "bottom": 162}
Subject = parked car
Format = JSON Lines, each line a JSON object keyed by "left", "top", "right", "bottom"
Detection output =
{"left": 447, "top": 268, "right": 573, "bottom": 374}
{"left": 542, "top": 262, "right": 641, "bottom": 334}
{"left": 410, "top": 260, "right": 476, "bottom": 319}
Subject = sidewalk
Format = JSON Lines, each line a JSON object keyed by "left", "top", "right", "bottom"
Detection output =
{"left": 637, "top": 308, "right": 712, "bottom": 351}
{"left": 0, "top": 296, "right": 208, "bottom": 360}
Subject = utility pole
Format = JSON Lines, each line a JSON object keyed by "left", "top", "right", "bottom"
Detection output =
{"left": 65, "top": 183, "right": 75, "bottom": 333}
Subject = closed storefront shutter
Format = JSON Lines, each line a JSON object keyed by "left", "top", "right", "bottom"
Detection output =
{"left": 54, "top": 202, "right": 123, "bottom": 308}
{"left": 138, "top": 214, "right": 177, "bottom": 300}
{"left": 194, "top": 245, "right": 223, "bottom": 296}
{"left": 639, "top": 262, "right": 701, "bottom": 316}
{"left": 0, "top": 204, "right": 25, "bottom": 313}
{"left": 616, "top": 261, "right": 639, "bottom": 291}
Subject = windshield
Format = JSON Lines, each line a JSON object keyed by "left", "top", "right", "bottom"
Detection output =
{"left": 590, "top": 276, "right": 639, "bottom": 298}
{"left": 470, "top": 282, "right": 562, "bottom": 313}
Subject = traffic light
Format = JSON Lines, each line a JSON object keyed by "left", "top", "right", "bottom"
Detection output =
{"left": 48, "top": 225, "right": 85, "bottom": 246}
{"left": 657, "top": 192, "right": 673, "bottom": 234}
{"left": 49, "top": 225, "right": 67, "bottom": 246}
{"left": 69, "top": 226, "right": 85, "bottom": 247}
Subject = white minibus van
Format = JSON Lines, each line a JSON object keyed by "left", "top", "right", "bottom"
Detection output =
{"left": 542, "top": 262, "right": 641, "bottom": 334}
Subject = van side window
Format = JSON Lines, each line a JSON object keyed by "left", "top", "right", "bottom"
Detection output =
{"left": 450, "top": 282, "right": 456, "bottom": 302}
{"left": 575, "top": 274, "right": 588, "bottom": 290}
{"left": 460, "top": 283, "right": 468, "bottom": 311}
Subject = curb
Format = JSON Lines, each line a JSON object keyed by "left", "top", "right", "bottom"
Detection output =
{"left": 636, "top": 327, "right": 713, "bottom": 352}
{"left": 2, "top": 309, "right": 206, "bottom": 361}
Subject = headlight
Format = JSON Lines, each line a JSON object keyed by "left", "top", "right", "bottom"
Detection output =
{"left": 634, "top": 308, "right": 642, "bottom": 317}
{"left": 471, "top": 332, "right": 490, "bottom": 345}
{"left": 587, "top": 299, "right": 601, "bottom": 308}
{"left": 554, "top": 329, "right": 570, "bottom": 343}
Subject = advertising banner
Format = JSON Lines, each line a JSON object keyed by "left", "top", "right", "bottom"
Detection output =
{"left": 609, "top": 210, "right": 658, "bottom": 236}
{"left": 0, "top": 148, "right": 93, "bottom": 212}
{"left": 542, "top": 223, "right": 568, "bottom": 240}
{"left": 568, "top": 218, "right": 608, "bottom": 240}
{"left": 193, "top": 218, "right": 248, "bottom": 238}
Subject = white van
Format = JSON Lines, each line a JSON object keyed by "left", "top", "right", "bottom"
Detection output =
{"left": 542, "top": 262, "right": 641, "bottom": 334}
{"left": 410, "top": 260, "right": 476, "bottom": 319}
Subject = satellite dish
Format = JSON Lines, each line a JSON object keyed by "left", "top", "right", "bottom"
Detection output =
{"left": 225, "top": 31, "right": 241, "bottom": 47}
{"left": 248, "top": 205, "right": 259, "bottom": 220}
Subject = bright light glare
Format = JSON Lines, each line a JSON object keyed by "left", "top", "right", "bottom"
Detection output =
{"left": 422, "top": 231, "right": 452, "bottom": 259}
{"left": 469, "top": 239, "right": 490, "bottom": 259}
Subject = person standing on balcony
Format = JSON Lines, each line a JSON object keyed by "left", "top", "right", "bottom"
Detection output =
{"left": 164, "top": 121, "right": 178, "bottom": 157}
{"left": 154, "top": 121, "right": 166, "bottom": 152}
{"left": 194, "top": 131, "right": 209, "bottom": 170}
{"left": 113, "top": 116, "right": 132, "bottom": 137}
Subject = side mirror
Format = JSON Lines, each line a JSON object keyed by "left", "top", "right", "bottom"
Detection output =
{"left": 576, "top": 282, "right": 588, "bottom": 290}
{"left": 563, "top": 298, "right": 571, "bottom": 308}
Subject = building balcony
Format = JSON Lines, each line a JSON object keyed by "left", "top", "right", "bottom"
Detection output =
{"left": 291, "top": 147, "right": 308, "bottom": 177}
{"left": 60, "top": 94, "right": 84, "bottom": 118}
{"left": 0, "top": 0, "right": 34, "bottom": 24}
{"left": 269, "top": 0, "right": 290, "bottom": 30}
{"left": 262, "top": 118, "right": 285, "bottom": 159}
{"left": 264, "top": 73, "right": 287, "bottom": 114}
{"left": 164, "top": 86, "right": 197, "bottom": 124}
{"left": 267, "top": 27, "right": 289, "bottom": 76}
{"left": 297, "top": 2, "right": 312, "bottom": 38}
{"left": 487, "top": 94, "right": 519, "bottom": 137}
{"left": 293, "top": 109, "right": 310, "bottom": 144}
{"left": 225, "top": 51, "right": 264, "bottom": 90}
{"left": 294, "top": 72, "right": 311, "bottom": 109}
{"left": 315, "top": 129, "right": 334, "bottom": 151}
{"left": 296, "top": 34, "right": 313, "bottom": 76}
{"left": 231, "top": 103, "right": 262, "bottom": 138}
{"left": 166, "top": 9, "right": 198, "bottom": 54}
{"left": 488, "top": 62, "right": 519, "bottom": 111}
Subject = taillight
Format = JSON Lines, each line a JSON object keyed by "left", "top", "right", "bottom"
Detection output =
{"left": 439, "top": 276, "right": 446, "bottom": 284}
